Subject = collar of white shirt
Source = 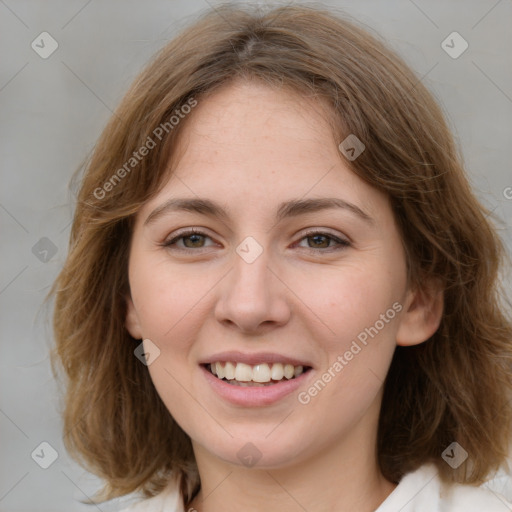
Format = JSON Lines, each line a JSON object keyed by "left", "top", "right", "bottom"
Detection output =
{"left": 119, "top": 462, "right": 512, "bottom": 512}
{"left": 375, "top": 462, "right": 512, "bottom": 512}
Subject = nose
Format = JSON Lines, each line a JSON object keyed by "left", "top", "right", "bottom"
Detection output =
{"left": 214, "top": 245, "right": 291, "bottom": 334}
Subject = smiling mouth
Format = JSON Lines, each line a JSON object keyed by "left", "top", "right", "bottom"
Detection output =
{"left": 204, "top": 361, "right": 312, "bottom": 387}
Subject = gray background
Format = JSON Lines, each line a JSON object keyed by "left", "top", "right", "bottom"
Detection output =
{"left": 1, "top": 0, "right": 511, "bottom": 511}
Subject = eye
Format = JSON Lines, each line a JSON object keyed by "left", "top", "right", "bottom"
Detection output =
{"left": 162, "top": 229, "right": 217, "bottom": 250}
{"left": 161, "top": 228, "right": 350, "bottom": 253}
{"left": 295, "top": 230, "right": 350, "bottom": 251}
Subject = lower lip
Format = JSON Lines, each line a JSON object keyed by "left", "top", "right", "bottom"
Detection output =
{"left": 200, "top": 365, "right": 312, "bottom": 407}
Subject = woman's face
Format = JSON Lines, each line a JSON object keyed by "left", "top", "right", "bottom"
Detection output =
{"left": 126, "top": 80, "right": 413, "bottom": 469}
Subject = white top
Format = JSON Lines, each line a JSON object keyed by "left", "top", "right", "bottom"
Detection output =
{"left": 118, "top": 463, "right": 512, "bottom": 512}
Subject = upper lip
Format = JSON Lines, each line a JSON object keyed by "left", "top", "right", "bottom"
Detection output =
{"left": 199, "top": 351, "right": 312, "bottom": 368}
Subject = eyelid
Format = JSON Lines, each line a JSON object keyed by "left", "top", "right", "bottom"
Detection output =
{"left": 165, "top": 226, "right": 212, "bottom": 239}
{"left": 293, "top": 228, "right": 351, "bottom": 251}
{"left": 298, "top": 227, "right": 350, "bottom": 243}
{"left": 161, "top": 227, "right": 219, "bottom": 249}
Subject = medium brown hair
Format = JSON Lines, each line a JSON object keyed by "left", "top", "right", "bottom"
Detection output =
{"left": 49, "top": 3, "right": 512, "bottom": 505}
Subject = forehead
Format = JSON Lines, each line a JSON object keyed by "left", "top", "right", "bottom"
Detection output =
{"left": 189, "top": 81, "right": 335, "bottom": 144}
{"left": 138, "top": 80, "right": 389, "bottom": 224}
{"left": 166, "top": 82, "right": 350, "bottom": 186}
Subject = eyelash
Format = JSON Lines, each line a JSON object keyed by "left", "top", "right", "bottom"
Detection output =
{"left": 161, "top": 228, "right": 351, "bottom": 253}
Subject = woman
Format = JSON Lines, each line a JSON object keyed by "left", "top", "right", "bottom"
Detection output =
{"left": 50, "top": 4, "right": 512, "bottom": 511}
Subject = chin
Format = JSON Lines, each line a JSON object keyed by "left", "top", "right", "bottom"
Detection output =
{"left": 194, "top": 429, "right": 312, "bottom": 470}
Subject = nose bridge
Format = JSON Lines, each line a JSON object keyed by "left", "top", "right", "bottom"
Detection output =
{"left": 234, "top": 243, "right": 270, "bottom": 294}
{"left": 214, "top": 236, "right": 290, "bottom": 331}
{"left": 230, "top": 239, "right": 274, "bottom": 306}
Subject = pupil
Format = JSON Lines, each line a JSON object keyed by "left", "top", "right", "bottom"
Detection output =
{"left": 310, "top": 235, "right": 328, "bottom": 248}
{"left": 184, "top": 234, "right": 204, "bottom": 248}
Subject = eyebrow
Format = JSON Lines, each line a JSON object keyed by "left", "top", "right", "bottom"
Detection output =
{"left": 144, "top": 197, "right": 373, "bottom": 226}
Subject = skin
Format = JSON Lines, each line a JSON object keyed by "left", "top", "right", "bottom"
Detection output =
{"left": 126, "top": 80, "right": 443, "bottom": 512}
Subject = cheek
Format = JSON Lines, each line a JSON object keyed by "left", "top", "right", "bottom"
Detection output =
{"left": 129, "top": 253, "right": 211, "bottom": 342}
{"left": 131, "top": 261, "right": 212, "bottom": 433}
{"left": 296, "top": 262, "right": 401, "bottom": 348}
{"left": 296, "top": 277, "right": 398, "bottom": 434}
{"left": 294, "top": 261, "right": 401, "bottom": 410}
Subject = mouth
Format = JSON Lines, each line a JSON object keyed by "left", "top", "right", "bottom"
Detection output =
{"left": 203, "top": 361, "right": 312, "bottom": 387}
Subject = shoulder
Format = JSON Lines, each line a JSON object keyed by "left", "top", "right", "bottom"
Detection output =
{"left": 376, "top": 463, "right": 512, "bottom": 512}
{"left": 117, "top": 479, "right": 184, "bottom": 512}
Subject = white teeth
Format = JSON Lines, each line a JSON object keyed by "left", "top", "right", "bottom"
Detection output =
{"left": 235, "top": 362, "right": 253, "bottom": 382}
{"left": 284, "top": 364, "right": 295, "bottom": 379}
{"left": 208, "top": 361, "right": 307, "bottom": 384}
{"left": 252, "top": 364, "right": 271, "bottom": 383}
{"left": 271, "top": 363, "right": 284, "bottom": 380}
{"left": 215, "top": 362, "right": 225, "bottom": 379}
{"left": 224, "top": 361, "right": 236, "bottom": 380}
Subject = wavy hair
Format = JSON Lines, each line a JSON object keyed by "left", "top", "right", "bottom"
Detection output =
{"left": 49, "top": 3, "right": 512, "bottom": 505}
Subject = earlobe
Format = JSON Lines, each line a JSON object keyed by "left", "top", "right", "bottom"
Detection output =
{"left": 125, "top": 295, "right": 143, "bottom": 340}
{"left": 396, "top": 279, "right": 444, "bottom": 347}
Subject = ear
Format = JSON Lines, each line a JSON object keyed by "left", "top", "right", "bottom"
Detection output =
{"left": 125, "top": 295, "right": 143, "bottom": 340}
{"left": 396, "top": 278, "right": 444, "bottom": 347}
